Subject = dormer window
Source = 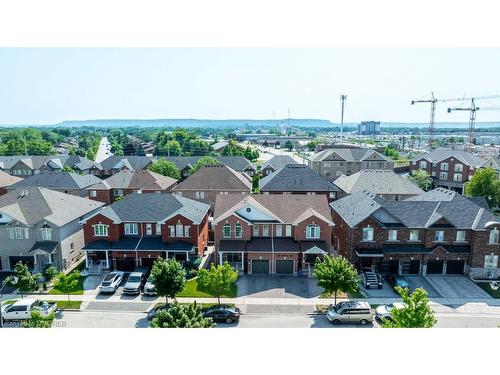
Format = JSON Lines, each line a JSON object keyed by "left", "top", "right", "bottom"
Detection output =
{"left": 489, "top": 228, "right": 499, "bottom": 245}
{"left": 362, "top": 226, "right": 374, "bottom": 242}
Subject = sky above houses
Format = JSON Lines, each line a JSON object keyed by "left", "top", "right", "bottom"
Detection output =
{"left": 1, "top": 48, "right": 500, "bottom": 125}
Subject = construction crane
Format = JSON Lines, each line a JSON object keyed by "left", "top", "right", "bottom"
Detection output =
{"left": 448, "top": 97, "right": 500, "bottom": 152}
{"left": 411, "top": 92, "right": 439, "bottom": 150}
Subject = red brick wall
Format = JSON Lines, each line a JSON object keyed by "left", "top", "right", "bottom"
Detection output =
{"left": 470, "top": 225, "right": 500, "bottom": 268}
{"left": 409, "top": 156, "right": 474, "bottom": 185}
{"left": 83, "top": 213, "right": 122, "bottom": 243}
{"left": 214, "top": 214, "right": 252, "bottom": 247}
{"left": 294, "top": 215, "right": 332, "bottom": 250}
{"left": 88, "top": 190, "right": 112, "bottom": 205}
{"left": 161, "top": 213, "right": 209, "bottom": 256}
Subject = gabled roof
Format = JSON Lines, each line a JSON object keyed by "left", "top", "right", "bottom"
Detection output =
{"left": 0, "top": 170, "right": 23, "bottom": 188}
{"left": 309, "top": 148, "right": 390, "bottom": 163}
{"left": 87, "top": 193, "right": 210, "bottom": 224}
{"left": 163, "top": 156, "right": 255, "bottom": 172}
{"left": 99, "top": 156, "right": 155, "bottom": 171}
{"left": 260, "top": 164, "right": 339, "bottom": 192}
{"left": 214, "top": 194, "right": 333, "bottom": 225}
{"left": 0, "top": 155, "right": 101, "bottom": 171}
{"left": 333, "top": 170, "right": 423, "bottom": 196}
{"left": 330, "top": 190, "right": 385, "bottom": 227}
{"left": 0, "top": 187, "right": 104, "bottom": 226}
{"left": 8, "top": 171, "right": 103, "bottom": 190}
{"left": 101, "top": 170, "right": 177, "bottom": 190}
{"left": 261, "top": 155, "right": 298, "bottom": 171}
{"left": 411, "top": 148, "right": 486, "bottom": 166}
{"left": 480, "top": 157, "right": 500, "bottom": 171}
{"left": 172, "top": 165, "right": 252, "bottom": 191}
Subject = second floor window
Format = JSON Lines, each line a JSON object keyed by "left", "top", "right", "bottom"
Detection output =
{"left": 90, "top": 190, "right": 97, "bottom": 198}
{"left": 224, "top": 224, "right": 231, "bottom": 238}
{"left": 41, "top": 225, "right": 52, "bottom": 241}
{"left": 454, "top": 163, "right": 463, "bottom": 172}
{"left": 125, "top": 223, "right": 138, "bottom": 235}
{"left": 262, "top": 225, "right": 269, "bottom": 236}
{"left": 485, "top": 254, "right": 499, "bottom": 268}
{"left": 489, "top": 228, "right": 499, "bottom": 244}
{"left": 285, "top": 225, "right": 292, "bottom": 237}
{"left": 434, "top": 230, "right": 445, "bottom": 242}
{"left": 409, "top": 230, "right": 419, "bottom": 241}
{"left": 388, "top": 229, "right": 398, "bottom": 241}
{"left": 93, "top": 224, "right": 108, "bottom": 237}
{"left": 146, "top": 224, "right": 153, "bottom": 235}
{"left": 169, "top": 225, "right": 175, "bottom": 237}
{"left": 176, "top": 223, "right": 183, "bottom": 237}
{"left": 114, "top": 189, "right": 123, "bottom": 196}
{"left": 156, "top": 223, "right": 162, "bottom": 235}
{"left": 456, "top": 230, "right": 466, "bottom": 242}
{"left": 184, "top": 226, "right": 190, "bottom": 237}
{"left": 362, "top": 226, "right": 374, "bottom": 241}
{"left": 8, "top": 227, "right": 28, "bottom": 240}
{"left": 275, "top": 225, "right": 282, "bottom": 237}
{"left": 253, "top": 225, "right": 259, "bottom": 236}
{"left": 419, "top": 160, "right": 427, "bottom": 169}
{"left": 195, "top": 191, "right": 205, "bottom": 199}
{"left": 235, "top": 224, "right": 242, "bottom": 238}
{"left": 440, "top": 162, "right": 448, "bottom": 171}
{"left": 306, "top": 224, "right": 321, "bottom": 239}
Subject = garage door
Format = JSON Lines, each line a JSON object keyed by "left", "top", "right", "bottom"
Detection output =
{"left": 426, "top": 260, "right": 444, "bottom": 274}
{"left": 252, "top": 260, "right": 269, "bottom": 275}
{"left": 276, "top": 260, "right": 294, "bottom": 275}
{"left": 446, "top": 260, "right": 465, "bottom": 275}
{"left": 116, "top": 258, "right": 136, "bottom": 271}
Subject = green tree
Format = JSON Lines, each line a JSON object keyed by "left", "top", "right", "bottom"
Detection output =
{"left": 464, "top": 168, "right": 500, "bottom": 208}
{"left": 27, "top": 139, "right": 54, "bottom": 155}
{"left": 190, "top": 156, "right": 221, "bottom": 173}
{"left": 150, "top": 302, "right": 214, "bottom": 328}
{"left": 384, "top": 147, "right": 399, "bottom": 160}
{"left": 151, "top": 258, "right": 186, "bottom": 305}
{"left": 186, "top": 139, "right": 210, "bottom": 156}
{"left": 409, "top": 170, "right": 433, "bottom": 191}
{"left": 197, "top": 262, "right": 238, "bottom": 306}
{"left": 53, "top": 271, "right": 81, "bottom": 304}
{"left": 313, "top": 255, "right": 359, "bottom": 305}
{"left": 6, "top": 261, "right": 40, "bottom": 296}
{"left": 306, "top": 141, "right": 318, "bottom": 151}
{"left": 285, "top": 140, "right": 294, "bottom": 151}
{"left": 157, "top": 139, "right": 182, "bottom": 156}
{"left": 252, "top": 174, "right": 260, "bottom": 193}
{"left": 148, "top": 159, "right": 181, "bottom": 179}
{"left": 221, "top": 141, "right": 244, "bottom": 156}
{"left": 63, "top": 164, "right": 74, "bottom": 173}
{"left": 381, "top": 287, "right": 436, "bottom": 328}
{"left": 42, "top": 265, "right": 58, "bottom": 283}
{"left": 6, "top": 138, "right": 26, "bottom": 155}
{"left": 22, "top": 310, "right": 56, "bottom": 328}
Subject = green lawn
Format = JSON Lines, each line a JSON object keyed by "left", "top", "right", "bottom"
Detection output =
{"left": 48, "top": 275, "right": 86, "bottom": 295}
{"left": 49, "top": 300, "right": 82, "bottom": 310}
{"left": 477, "top": 282, "right": 500, "bottom": 298}
{"left": 320, "top": 289, "right": 366, "bottom": 299}
{"left": 176, "top": 278, "right": 238, "bottom": 298}
{"left": 1, "top": 299, "right": 18, "bottom": 306}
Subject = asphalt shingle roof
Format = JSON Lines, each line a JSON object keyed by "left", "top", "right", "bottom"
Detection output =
{"left": 411, "top": 148, "right": 486, "bottom": 166}
{"left": 8, "top": 171, "right": 103, "bottom": 190}
{"left": 309, "top": 148, "right": 390, "bottom": 163}
{"left": 101, "top": 170, "right": 177, "bottom": 190}
{"left": 259, "top": 164, "right": 339, "bottom": 192}
{"left": 172, "top": 165, "right": 252, "bottom": 191}
{"left": 261, "top": 155, "right": 299, "bottom": 171}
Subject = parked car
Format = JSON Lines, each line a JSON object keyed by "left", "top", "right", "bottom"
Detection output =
{"left": 122, "top": 272, "right": 146, "bottom": 295}
{"left": 143, "top": 275, "right": 157, "bottom": 296}
{"left": 326, "top": 301, "right": 373, "bottom": 325}
{"left": 375, "top": 302, "right": 406, "bottom": 322}
{"left": 1, "top": 299, "right": 57, "bottom": 323}
{"left": 362, "top": 271, "right": 383, "bottom": 289}
{"left": 147, "top": 304, "right": 170, "bottom": 321}
{"left": 98, "top": 271, "right": 125, "bottom": 294}
{"left": 202, "top": 306, "right": 240, "bottom": 324}
{"left": 385, "top": 274, "right": 410, "bottom": 290}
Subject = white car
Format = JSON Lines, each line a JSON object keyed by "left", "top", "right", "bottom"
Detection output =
{"left": 1, "top": 299, "right": 57, "bottom": 323}
{"left": 98, "top": 271, "right": 125, "bottom": 294}
{"left": 375, "top": 302, "right": 406, "bottom": 321}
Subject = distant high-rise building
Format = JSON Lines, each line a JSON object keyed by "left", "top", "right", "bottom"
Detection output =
{"left": 358, "top": 121, "right": 380, "bottom": 136}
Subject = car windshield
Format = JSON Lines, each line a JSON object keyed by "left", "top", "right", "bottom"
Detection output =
{"left": 128, "top": 276, "right": 141, "bottom": 283}
{"left": 104, "top": 274, "right": 116, "bottom": 281}
{"left": 101, "top": 281, "right": 111, "bottom": 286}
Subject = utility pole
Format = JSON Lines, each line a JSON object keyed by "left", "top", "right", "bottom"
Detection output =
{"left": 340, "top": 95, "right": 347, "bottom": 136}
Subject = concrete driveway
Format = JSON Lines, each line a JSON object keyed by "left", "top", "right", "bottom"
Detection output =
{"left": 237, "top": 275, "right": 322, "bottom": 298}
{"left": 425, "top": 275, "right": 492, "bottom": 299}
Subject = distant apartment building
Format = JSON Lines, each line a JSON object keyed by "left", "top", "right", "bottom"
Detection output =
{"left": 307, "top": 147, "right": 393, "bottom": 181}
{"left": 358, "top": 121, "right": 380, "bottom": 136}
{"left": 409, "top": 148, "right": 489, "bottom": 193}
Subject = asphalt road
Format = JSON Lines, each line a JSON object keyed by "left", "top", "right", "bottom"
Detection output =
{"left": 95, "top": 136, "right": 112, "bottom": 163}
{"left": 52, "top": 310, "right": 500, "bottom": 328}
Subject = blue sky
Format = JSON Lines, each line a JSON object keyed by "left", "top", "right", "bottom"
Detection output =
{"left": 1, "top": 48, "right": 500, "bottom": 124}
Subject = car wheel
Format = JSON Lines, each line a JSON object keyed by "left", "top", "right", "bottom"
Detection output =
{"left": 360, "top": 319, "right": 368, "bottom": 325}
{"left": 332, "top": 319, "right": 341, "bottom": 325}
{"left": 226, "top": 318, "right": 233, "bottom": 324}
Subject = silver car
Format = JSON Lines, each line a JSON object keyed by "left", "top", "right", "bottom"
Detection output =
{"left": 122, "top": 272, "right": 145, "bottom": 295}
{"left": 326, "top": 301, "right": 373, "bottom": 325}
{"left": 98, "top": 271, "right": 125, "bottom": 294}
{"left": 143, "top": 275, "right": 157, "bottom": 296}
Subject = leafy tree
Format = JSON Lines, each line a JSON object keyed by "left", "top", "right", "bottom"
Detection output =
{"left": 22, "top": 310, "right": 56, "bottom": 328}
{"left": 197, "top": 263, "right": 238, "bottom": 306}
{"left": 221, "top": 141, "right": 244, "bottom": 156}
{"left": 6, "top": 138, "right": 26, "bottom": 155}
{"left": 306, "top": 141, "right": 318, "bottom": 151}
{"left": 243, "top": 146, "right": 254, "bottom": 160}
{"left": 27, "top": 139, "right": 54, "bottom": 155}
{"left": 313, "top": 255, "right": 359, "bottom": 305}
{"left": 252, "top": 174, "right": 260, "bottom": 192}
{"left": 53, "top": 271, "right": 81, "bottom": 304}
{"left": 186, "top": 139, "right": 210, "bottom": 156}
{"left": 150, "top": 302, "right": 214, "bottom": 328}
{"left": 384, "top": 147, "right": 399, "bottom": 160}
{"left": 5, "top": 261, "right": 40, "bottom": 296}
{"left": 381, "top": 287, "right": 436, "bottom": 328}
{"left": 285, "top": 140, "right": 294, "bottom": 151}
{"left": 409, "top": 170, "right": 433, "bottom": 191}
{"left": 63, "top": 164, "right": 74, "bottom": 173}
{"left": 157, "top": 140, "right": 182, "bottom": 156}
{"left": 86, "top": 148, "right": 96, "bottom": 161}
{"left": 464, "top": 168, "right": 500, "bottom": 208}
{"left": 190, "top": 156, "right": 221, "bottom": 173}
{"left": 42, "top": 265, "right": 58, "bottom": 283}
{"left": 148, "top": 159, "right": 181, "bottom": 179}
{"left": 151, "top": 258, "right": 186, "bottom": 305}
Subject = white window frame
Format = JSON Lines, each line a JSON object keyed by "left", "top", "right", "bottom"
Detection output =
{"left": 285, "top": 225, "right": 292, "bottom": 237}
{"left": 453, "top": 173, "right": 462, "bottom": 182}
{"left": 440, "top": 162, "right": 448, "bottom": 171}
{"left": 253, "top": 225, "right": 259, "bottom": 237}
{"left": 485, "top": 254, "right": 499, "bottom": 268}
{"left": 456, "top": 230, "right": 466, "bottom": 242}
{"left": 275, "top": 225, "right": 282, "bottom": 237}
{"left": 362, "top": 226, "right": 374, "bottom": 242}
{"left": 439, "top": 172, "right": 448, "bottom": 180}
{"left": 419, "top": 160, "right": 427, "bottom": 169}
{"left": 224, "top": 224, "right": 231, "bottom": 238}
{"left": 454, "top": 163, "right": 463, "bottom": 172}
{"left": 176, "top": 223, "right": 184, "bottom": 237}
{"left": 184, "top": 225, "right": 190, "bottom": 237}
{"left": 93, "top": 224, "right": 109, "bottom": 237}
{"left": 409, "top": 230, "right": 419, "bottom": 241}
{"left": 388, "top": 229, "right": 398, "bottom": 241}
{"left": 15, "top": 227, "right": 24, "bottom": 240}
{"left": 168, "top": 225, "right": 175, "bottom": 237}
{"left": 114, "top": 189, "right": 123, "bottom": 196}
{"left": 234, "top": 224, "right": 242, "bottom": 238}
{"left": 306, "top": 224, "right": 321, "bottom": 239}
{"left": 145, "top": 224, "right": 153, "bottom": 236}
{"left": 125, "top": 223, "right": 138, "bottom": 235}
{"left": 489, "top": 228, "right": 499, "bottom": 245}
{"left": 156, "top": 223, "right": 162, "bottom": 235}
{"left": 195, "top": 191, "right": 205, "bottom": 199}
{"left": 41, "top": 226, "right": 52, "bottom": 241}
{"left": 262, "top": 225, "right": 269, "bottom": 237}
{"left": 90, "top": 190, "right": 97, "bottom": 198}
{"left": 434, "top": 230, "right": 445, "bottom": 242}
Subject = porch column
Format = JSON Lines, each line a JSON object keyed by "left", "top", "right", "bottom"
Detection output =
{"left": 421, "top": 263, "right": 427, "bottom": 276}
{"left": 442, "top": 260, "right": 447, "bottom": 275}
{"left": 85, "top": 253, "right": 89, "bottom": 268}
{"left": 398, "top": 261, "right": 403, "bottom": 275}
{"left": 186, "top": 252, "right": 189, "bottom": 261}
{"left": 219, "top": 252, "right": 223, "bottom": 266}
{"left": 105, "top": 250, "right": 110, "bottom": 269}
{"left": 241, "top": 252, "right": 245, "bottom": 271}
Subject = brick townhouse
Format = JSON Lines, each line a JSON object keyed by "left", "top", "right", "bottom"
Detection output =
{"left": 330, "top": 188, "right": 500, "bottom": 278}
{"left": 81, "top": 193, "right": 210, "bottom": 271}
{"left": 213, "top": 194, "right": 334, "bottom": 276}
